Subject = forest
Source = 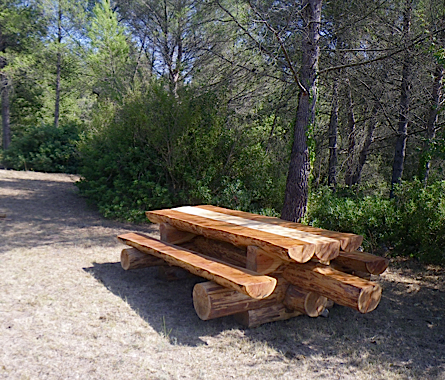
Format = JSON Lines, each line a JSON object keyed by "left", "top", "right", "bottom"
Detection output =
{"left": 1, "top": 0, "right": 445, "bottom": 263}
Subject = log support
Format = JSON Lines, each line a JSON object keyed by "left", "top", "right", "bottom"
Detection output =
{"left": 283, "top": 285, "right": 327, "bottom": 317}
{"left": 283, "top": 262, "right": 382, "bottom": 313}
{"left": 234, "top": 304, "right": 302, "bottom": 328}
{"left": 160, "top": 222, "right": 196, "bottom": 244}
{"left": 246, "top": 246, "right": 284, "bottom": 274}
{"left": 121, "top": 248, "right": 167, "bottom": 270}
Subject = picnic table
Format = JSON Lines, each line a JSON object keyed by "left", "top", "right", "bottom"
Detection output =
{"left": 117, "top": 205, "right": 388, "bottom": 327}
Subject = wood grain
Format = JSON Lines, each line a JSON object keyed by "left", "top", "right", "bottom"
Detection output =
{"left": 193, "top": 279, "right": 289, "bottom": 320}
{"left": 120, "top": 247, "right": 167, "bottom": 270}
{"left": 234, "top": 303, "right": 302, "bottom": 328}
{"left": 196, "top": 205, "right": 363, "bottom": 252}
{"left": 283, "top": 285, "right": 327, "bottom": 317}
{"left": 117, "top": 233, "right": 277, "bottom": 299}
{"left": 332, "top": 250, "right": 389, "bottom": 275}
{"left": 283, "top": 262, "right": 382, "bottom": 313}
{"left": 146, "top": 209, "right": 316, "bottom": 263}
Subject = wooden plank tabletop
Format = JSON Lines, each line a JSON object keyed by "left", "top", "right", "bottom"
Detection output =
{"left": 146, "top": 206, "right": 343, "bottom": 263}
{"left": 196, "top": 205, "right": 363, "bottom": 252}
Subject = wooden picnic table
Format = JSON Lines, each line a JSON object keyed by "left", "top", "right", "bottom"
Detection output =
{"left": 117, "top": 205, "right": 388, "bottom": 327}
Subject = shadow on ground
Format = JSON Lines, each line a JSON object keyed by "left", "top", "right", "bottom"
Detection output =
{"left": 0, "top": 175, "right": 157, "bottom": 251}
{"left": 85, "top": 259, "right": 445, "bottom": 378}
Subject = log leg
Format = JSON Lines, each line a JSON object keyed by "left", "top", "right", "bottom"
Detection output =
{"left": 283, "top": 262, "right": 382, "bottom": 313}
{"left": 121, "top": 248, "right": 167, "bottom": 270}
{"left": 193, "top": 279, "right": 289, "bottom": 320}
{"left": 246, "top": 246, "right": 284, "bottom": 274}
{"left": 283, "top": 285, "right": 327, "bottom": 317}
{"left": 234, "top": 304, "right": 302, "bottom": 328}
{"left": 160, "top": 222, "right": 196, "bottom": 244}
{"left": 157, "top": 266, "right": 192, "bottom": 281}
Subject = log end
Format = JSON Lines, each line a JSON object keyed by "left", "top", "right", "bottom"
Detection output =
{"left": 304, "top": 292, "right": 328, "bottom": 317}
{"left": 314, "top": 240, "right": 341, "bottom": 262}
{"left": 366, "top": 257, "right": 390, "bottom": 275}
{"left": 120, "top": 248, "right": 132, "bottom": 270}
{"left": 193, "top": 283, "right": 213, "bottom": 320}
{"left": 358, "top": 284, "right": 382, "bottom": 313}
{"left": 341, "top": 234, "right": 363, "bottom": 252}
{"left": 288, "top": 244, "right": 315, "bottom": 263}
{"left": 244, "top": 277, "right": 278, "bottom": 299}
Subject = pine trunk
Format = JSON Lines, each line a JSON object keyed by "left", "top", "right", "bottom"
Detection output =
{"left": 344, "top": 80, "right": 357, "bottom": 186}
{"left": 390, "top": 1, "right": 412, "bottom": 197}
{"left": 350, "top": 104, "right": 378, "bottom": 185}
{"left": 281, "top": 0, "right": 322, "bottom": 222}
{"left": 328, "top": 77, "right": 339, "bottom": 188}
{"left": 422, "top": 64, "right": 443, "bottom": 184}
{"left": 54, "top": 1, "right": 62, "bottom": 128}
{"left": 1, "top": 70, "right": 10, "bottom": 150}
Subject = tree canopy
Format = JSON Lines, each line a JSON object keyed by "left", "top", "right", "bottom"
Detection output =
{"left": 1, "top": 0, "right": 445, "bottom": 263}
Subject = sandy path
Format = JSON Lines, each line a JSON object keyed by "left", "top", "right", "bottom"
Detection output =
{"left": 0, "top": 170, "right": 444, "bottom": 380}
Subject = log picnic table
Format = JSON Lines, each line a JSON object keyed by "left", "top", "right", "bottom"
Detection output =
{"left": 117, "top": 205, "right": 389, "bottom": 327}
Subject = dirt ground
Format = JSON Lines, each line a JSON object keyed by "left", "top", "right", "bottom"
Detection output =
{"left": 0, "top": 169, "right": 444, "bottom": 380}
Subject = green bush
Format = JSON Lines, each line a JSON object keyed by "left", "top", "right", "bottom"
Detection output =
{"left": 2, "top": 123, "right": 82, "bottom": 173}
{"left": 305, "top": 182, "right": 445, "bottom": 264}
{"left": 77, "top": 84, "right": 287, "bottom": 222}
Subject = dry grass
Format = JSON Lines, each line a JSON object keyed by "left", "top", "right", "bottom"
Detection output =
{"left": 0, "top": 169, "right": 444, "bottom": 380}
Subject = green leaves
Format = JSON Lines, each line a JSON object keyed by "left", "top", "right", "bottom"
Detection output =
{"left": 305, "top": 181, "right": 445, "bottom": 264}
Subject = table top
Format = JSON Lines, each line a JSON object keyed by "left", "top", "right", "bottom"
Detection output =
{"left": 146, "top": 205, "right": 363, "bottom": 263}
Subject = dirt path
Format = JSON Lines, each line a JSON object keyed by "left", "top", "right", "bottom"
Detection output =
{"left": 0, "top": 169, "right": 444, "bottom": 380}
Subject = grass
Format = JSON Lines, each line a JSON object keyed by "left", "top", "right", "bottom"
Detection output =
{"left": 0, "top": 169, "right": 444, "bottom": 379}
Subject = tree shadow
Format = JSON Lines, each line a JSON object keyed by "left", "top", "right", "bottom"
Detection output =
{"left": 84, "top": 259, "right": 445, "bottom": 378}
{"left": 0, "top": 175, "right": 157, "bottom": 252}
{"left": 83, "top": 262, "right": 239, "bottom": 347}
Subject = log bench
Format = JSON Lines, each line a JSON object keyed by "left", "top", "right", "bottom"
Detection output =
{"left": 117, "top": 205, "right": 389, "bottom": 327}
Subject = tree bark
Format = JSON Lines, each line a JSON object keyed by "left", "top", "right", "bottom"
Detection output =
{"left": 390, "top": 1, "right": 413, "bottom": 197}
{"left": 54, "top": 0, "right": 62, "bottom": 128}
{"left": 350, "top": 104, "right": 378, "bottom": 185}
{"left": 193, "top": 279, "right": 289, "bottom": 320}
{"left": 344, "top": 79, "right": 357, "bottom": 186}
{"left": 281, "top": 0, "right": 322, "bottom": 222}
{"left": 283, "top": 262, "right": 382, "bottom": 313}
{"left": 328, "top": 77, "right": 339, "bottom": 188}
{"left": 1, "top": 66, "right": 10, "bottom": 150}
{"left": 422, "top": 64, "right": 444, "bottom": 184}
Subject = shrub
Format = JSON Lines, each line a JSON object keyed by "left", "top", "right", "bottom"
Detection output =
{"left": 305, "top": 182, "right": 445, "bottom": 264}
{"left": 77, "top": 84, "right": 287, "bottom": 222}
{"left": 2, "top": 123, "right": 82, "bottom": 173}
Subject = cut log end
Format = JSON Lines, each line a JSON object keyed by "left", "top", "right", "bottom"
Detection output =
{"left": 245, "top": 278, "right": 278, "bottom": 299}
{"left": 314, "top": 240, "right": 341, "bottom": 262}
{"left": 288, "top": 245, "right": 315, "bottom": 263}
{"left": 366, "top": 258, "right": 390, "bottom": 276}
{"left": 304, "top": 292, "right": 328, "bottom": 317}
{"left": 358, "top": 284, "right": 382, "bottom": 313}
{"left": 120, "top": 247, "right": 166, "bottom": 270}
{"left": 193, "top": 283, "right": 213, "bottom": 320}
{"left": 283, "top": 285, "right": 327, "bottom": 317}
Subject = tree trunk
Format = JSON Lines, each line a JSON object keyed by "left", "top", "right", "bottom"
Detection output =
{"left": 422, "top": 64, "right": 444, "bottom": 184}
{"left": 328, "top": 77, "right": 339, "bottom": 188}
{"left": 390, "top": 1, "right": 412, "bottom": 197}
{"left": 281, "top": 0, "right": 322, "bottom": 222}
{"left": 1, "top": 68, "right": 10, "bottom": 150}
{"left": 350, "top": 104, "right": 378, "bottom": 185}
{"left": 54, "top": 1, "right": 62, "bottom": 128}
{"left": 344, "top": 79, "right": 357, "bottom": 186}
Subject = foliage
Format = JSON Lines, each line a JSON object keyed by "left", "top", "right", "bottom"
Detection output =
{"left": 305, "top": 181, "right": 445, "bottom": 264}
{"left": 76, "top": 84, "right": 286, "bottom": 222}
{"left": 2, "top": 123, "right": 82, "bottom": 173}
{"left": 87, "top": 0, "right": 132, "bottom": 102}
